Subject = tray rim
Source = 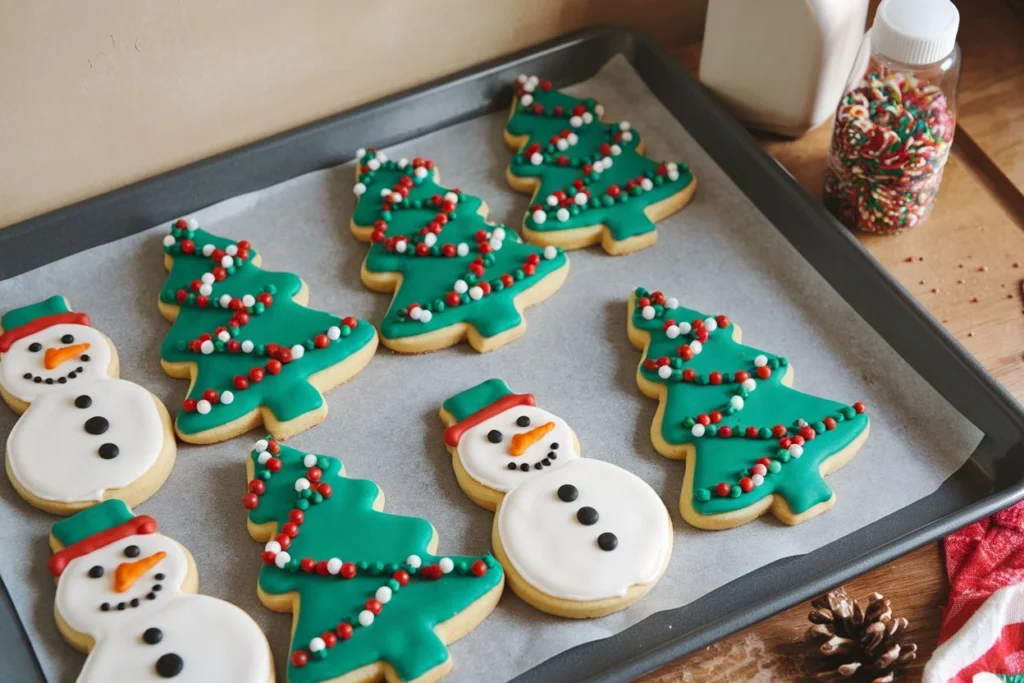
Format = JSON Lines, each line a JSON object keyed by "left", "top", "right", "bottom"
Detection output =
{"left": 2, "top": 25, "right": 1024, "bottom": 683}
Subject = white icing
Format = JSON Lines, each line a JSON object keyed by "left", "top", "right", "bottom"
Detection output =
{"left": 0, "top": 324, "right": 113, "bottom": 402}
{"left": 456, "top": 405, "right": 578, "bottom": 492}
{"left": 56, "top": 533, "right": 271, "bottom": 682}
{"left": 7, "top": 380, "right": 165, "bottom": 503}
{"left": 497, "top": 459, "right": 671, "bottom": 601}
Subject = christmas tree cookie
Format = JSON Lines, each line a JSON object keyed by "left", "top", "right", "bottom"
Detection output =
{"left": 441, "top": 379, "right": 672, "bottom": 618}
{"left": 158, "top": 218, "right": 378, "bottom": 444}
{"left": 1, "top": 297, "right": 175, "bottom": 515}
{"left": 349, "top": 150, "right": 569, "bottom": 354}
{"left": 627, "top": 288, "right": 870, "bottom": 530}
{"left": 48, "top": 500, "right": 273, "bottom": 682}
{"left": 242, "top": 437, "right": 504, "bottom": 682}
{"left": 504, "top": 75, "right": 696, "bottom": 255}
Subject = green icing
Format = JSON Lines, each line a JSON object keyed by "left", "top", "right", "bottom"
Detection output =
{"left": 159, "top": 221, "right": 377, "bottom": 436}
{"left": 441, "top": 378, "right": 516, "bottom": 423}
{"left": 629, "top": 288, "right": 869, "bottom": 517}
{"left": 51, "top": 499, "right": 134, "bottom": 548}
{"left": 247, "top": 440, "right": 503, "bottom": 683}
{"left": 350, "top": 150, "right": 568, "bottom": 344}
{"left": 504, "top": 76, "right": 695, "bottom": 244}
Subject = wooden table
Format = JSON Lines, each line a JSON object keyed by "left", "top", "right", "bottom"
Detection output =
{"left": 642, "top": 2, "right": 1024, "bottom": 681}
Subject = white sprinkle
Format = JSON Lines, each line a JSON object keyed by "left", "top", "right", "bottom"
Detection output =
{"left": 790, "top": 444, "right": 804, "bottom": 458}
{"left": 406, "top": 555, "right": 422, "bottom": 569}
{"left": 199, "top": 284, "right": 213, "bottom": 297}
{"left": 419, "top": 310, "right": 433, "bottom": 323}
{"left": 666, "top": 297, "right": 679, "bottom": 309}
{"left": 304, "top": 454, "right": 319, "bottom": 468}
{"left": 390, "top": 192, "right": 402, "bottom": 203}
{"left": 439, "top": 557, "right": 455, "bottom": 574}
{"left": 492, "top": 227, "right": 506, "bottom": 241}
{"left": 796, "top": 418, "right": 808, "bottom": 427}
{"left": 520, "top": 93, "right": 534, "bottom": 107}
{"left": 556, "top": 139, "right": 568, "bottom": 151}
{"left": 327, "top": 326, "right": 341, "bottom": 340}
{"left": 197, "top": 270, "right": 213, "bottom": 284}
{"left": 254, "top": 439, "right": 269, "bottom": 453}
{"left": 742, "top": 378, "right": 757, "bottom": 392}
{"left": 516, "top": 74, "right": 527, "bottom": 83}
{"left": 257, "top": 452, "right": 271, "bottom": 465}
{"left": 367, "top": 158, "right": 381, "bottom": 171}
{"left": 610, "top": 144, "right": 622, "bottom": 156}
{"left": 522, "top": 80, "right": 535, "bottom": 93}
{"left": 202, "top": 244, "right": 215, "bottom": 257}
{"left": 569, "top": 115, "right": 583, "bottom": 128}
{"left": 658, "top": 365, "right": 672, "bottom": 379}
{"left": 556, "top": 208, "right": 570, "bottom": 222}
{"left": 469, "top": 286, "right": 484, "bottom": 300}
{"left": 395, "top": 240, "right": 407, "bottom": 254}
{"left": 443, "top": 191, "right": 459, "bottom": 205}
{"left": 377, "top": 152, "right": 388, "bottom": 162}
{"left": 730, "top": 396, "right": 744, "bottom": 410}
{"left": 290, "top": 344, "right": 305, "bottom": 360}
{"left": 327, "top": 558, "right": 343, "bottom": 575}
{"left": 641, "top": 177, "right": 653, "bottom": 191}
{"left": 376, "top": 586, "right": 392, "bottom": 603}
{"left": 546, "top": 195, "right": 559, "bottom": 206}
{"left": 602, "top": 156, "right": 613, "bottom": 169}
{"left": 530, "top": 152, "right": 543, "bottom": 166}
{"left": 532, "top": 209, "right": 547, "bottom": 224}
{"left": 225, "top": 245, "right": 238, "bottom": 256}
{"left": 408, "top": 306, "right": 422, "bottom": 321}
{"left": 358, "top": 610, "right": 374, "bottom": 627}
{"left": 264, "top": 541, "right": 281, "bottom": 554}
{"left": 622, "top": 131, "right": 634, "bottom": 142}
{"left": 489, "top": 238, "right": 503, "bottom": 251}
{"left": 666, "top": 325, "right": 680, "bottom": 339}
{"left": 221, "top": 391, "right": 234, "bottom": 405}
{"left": 414, "top": 166, "right": 429, "bottom": 179}
{"left": 690, "top": 340, "right": 703, "bottom": 354}
{"left": 397, "top": 158, "right": 409, "bottom": 168}
{"left": 752, "top": 474, "right": 765, "bottom": 486}
{"left": 200, "top": 340, "right": 215, "bottom": 355}
{"left": 543, "top": 245, "right": 558, "bottom": 260}
{"left": 309, "top": 637, "right": 326, "bottom": 653}
{"left": 186, "top": 217, "right": 199, "bottom": 230}
{"left": 242, "top": 294, "right": 256, "bottom": 307}
{"left": 641, "top": 306, "right": 656, "bottom": 320}
{"left": 582, "top": 112, "right": 593, "bottom": 124}
{"left": 274, "top": 552, "right": 291, "bottom": 569}
{"left": 356, "top": 147, "right": 367, "bottom": 159}
{"left": 668, "top": 171, "right": 680, "bottom": 182}
{"left": 423, "top": 233, "right": 437, "bottom": 247}
{"left": 295, "top": 478, "right": 311, "bottom": 492}
{"left": 754, "top": 355, "right": 768, "bottom": 367}
{"left": 241, "top": 340, "right": 255, "bottom": 353}
{"left": 677, "top": 321, "right": 692, "bottom": 335}
{"left": 453, "top": 280, "right": 468, "bottom": 294}
{"left": 567, "top": 133, "right": 579, "bottom": 145}
{"left": 219, "top": 294, "right": 232, "bottom": 308}
{"left": 196, "top": 399, "right": 212, "bottom": 415}
{"left": 691, "top": 424, "right": 706, "bottom": 437}
{"left": 163, "top": 235, "right": 176, "bottom": 247}
{"left": 456, "top": 243, "right": 469, "bottom": 257}
{"left": 217, "top": 330, "right": 230, "bottom": 342}
{"left": 620, "top": 121, "right": 632, "bottom": 131}
{"left": 704, "top": 318, "right": 718, "bottom": 332}
{"left": 667, "top": 162, "right": 678, "bottom": 172}
{"left": 573, "top": 192, "right": 588, "bottom": 206}
{"left": 353, "top": 182, "right": 367, "bottom": 196}
{"left": 380, "top": 188, "right": 392, "bottom": 198}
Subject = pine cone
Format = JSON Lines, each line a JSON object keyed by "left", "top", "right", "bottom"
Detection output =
{"left": 804, "top": 588, "right": 917, "bottom": 683}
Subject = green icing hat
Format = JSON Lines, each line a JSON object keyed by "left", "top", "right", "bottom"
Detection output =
{"left": 0, "top": 296, "right": 90, "bottom": 353}
{"left": 442, "top": 379, "right": 535, "bottom": 447}
{"left": 48, "top": 500, "right": 158, "bottom": 578}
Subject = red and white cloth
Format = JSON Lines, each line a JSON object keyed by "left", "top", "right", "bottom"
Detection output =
{"left": 923, "top": 500, "right": 1024, "bottom": 682}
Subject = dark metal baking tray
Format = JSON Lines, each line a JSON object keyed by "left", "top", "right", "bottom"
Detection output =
{"left": 3, "top": 27, "right": 1023, "bottom": 683}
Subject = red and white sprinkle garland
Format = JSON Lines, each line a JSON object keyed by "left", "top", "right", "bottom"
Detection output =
{"left": 634, "top": 288, "right": 867, "bottom": 502}
{"left": 352, "top": 150, "right": 559, "bottom": 324}
{"left": 161, "top": 218, "right": 359, "bottom": 416}
{"left": 241, "top": 437, "right": 494, "bottom": 669}
{"left": 511, "top": 74, "right": 687, "bottom": 228}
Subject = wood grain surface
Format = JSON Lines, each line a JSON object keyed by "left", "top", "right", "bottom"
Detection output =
{"left": 644, "top": 2, "right": 1024, "bottom": 681}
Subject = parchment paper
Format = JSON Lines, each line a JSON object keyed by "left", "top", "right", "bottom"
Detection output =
{"left": 0, "top": 57, "right": 980, "bottom": 682}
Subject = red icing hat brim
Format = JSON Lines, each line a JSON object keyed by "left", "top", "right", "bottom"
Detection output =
{"left": 0, "top": 312, "right": 91, "bottom": 353}
{"left": 49, "top": 515, "right": 157, "bottom": 578}
{"left": 443, "top": 393, "right": 536, "bottom": 447}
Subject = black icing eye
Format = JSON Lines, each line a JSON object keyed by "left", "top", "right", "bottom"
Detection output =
{"left": 75, "top": 395, "right": 92, "bottom": 409}
{"left": 124, "top": 545, "right": 140, "bottom": 558}
{"left": 557, "top": 484, "right": 578, "bottom": 502}
{"left": 487, "top": 429, "right": 503, "bottom": 444}
{"left": 598, "top": 532, "right": 618, "bottom": 551}
{"left": 28, "top": 343, "right": 42, "bottom": 353}
{"left": 99, "top": 443, "right": 119, "bottom": 460}
{"left": 577, "top": 506, "right": 599, "bottom": 525}
{"left": 61, "top": 334, "right": 75, "bottom": 344}
{"left": 88, "top": 565, "right": 104, "bottom": 579}
{"left": 516, "top": 415, "right": 531, "bottom": 428}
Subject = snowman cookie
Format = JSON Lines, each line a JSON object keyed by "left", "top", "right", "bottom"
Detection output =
{"left": 440, "top": 379, "right": 672, "bottom": 618}
{"left": 49, "top": 499, "right": 274, "bottom": 682}
{"left": 1, "top": 298, "right": 176, "bottom": 516}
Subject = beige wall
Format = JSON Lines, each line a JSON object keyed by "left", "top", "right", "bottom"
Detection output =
{"left": 0, "top": 0, "right": 706, "bottom": 228}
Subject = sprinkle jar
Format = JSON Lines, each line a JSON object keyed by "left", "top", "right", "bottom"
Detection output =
{"left": 824, "top": 0, "right": 960, "bottom": 235}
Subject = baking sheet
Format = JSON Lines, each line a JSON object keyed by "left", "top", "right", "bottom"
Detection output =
{"left": 0, "top": 56, "right": 980, "bottom": 682}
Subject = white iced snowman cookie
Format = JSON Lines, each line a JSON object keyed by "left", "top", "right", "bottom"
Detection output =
{"left": 440, "top": 378, "right": 580, "bottom": 511}
{"left": 48, "top": 500, "right": 274, "bottom": 682}
{"left": 1, "top": 297, "right": 175, "bottom": 515}
{"left": 494, "top": 458, "right": 672, "bottom": 618}
{"left": 440, "top": 379, "right": 672, "bottom": 617}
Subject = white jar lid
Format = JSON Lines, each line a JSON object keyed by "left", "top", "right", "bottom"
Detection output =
{"left": 871, "top": 0, "right": 959, "bottom": 66}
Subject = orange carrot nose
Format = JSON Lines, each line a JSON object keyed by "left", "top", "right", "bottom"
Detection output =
{"left": 509, "top": 422, "right": 555, "bottom": 456}
{"left": 44, "top": 343, "right": 90, "bottom": 369}
{"left": 114, "top": 551, "right": 166, "bottom": 593}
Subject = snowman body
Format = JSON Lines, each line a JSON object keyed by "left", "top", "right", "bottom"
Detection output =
{"left": 496, "top": 458, "right": 672, "bottom": 602}
{"left": 0, "top": 322, "right": 113, "bottom": 404}
{"left": 7, "top": 379, "right": 166, "bottom": 504}
{"left": 55, "top": 531, "right": 271, "bottom": 682}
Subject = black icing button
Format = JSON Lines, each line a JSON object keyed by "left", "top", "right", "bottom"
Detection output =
{"left": 156, "top": 653, "right": 184, "bottom": 678}
{"left": 88, "top": 565, "right": 104, "bottom": 579}
{"left": 99, "top": 443, "right": 119, "bottom": 460}
{"left": 143, "top": 627, "right": 163, "bottom": 645}
{"left": 61, "top": 334, "right": 75, "bottom": 344}
{"left": 487, "top": 429, "right": 503, "bottom": 444}
{"left": 84, "top": 416, "right": 109, "bottom": 435}
{"left": 550, "top": 442, "right": 559, "bottom": 450}
{"left": 74, "top": 395, "right": 92, "bottom": 409}
{"left": 516, "top": 415, "right": 531, "bottom": 427}
{"left": 124, "top": 545, "right": 140, "bottom": 558}
{"left": 577, "top": 506, "right": 599, "bottom": 525}
{"left": 557, "top": 484, "right": 578, "bottom": 502}
{"left": 598, "top": 532, "right": 618, "bottom": 551}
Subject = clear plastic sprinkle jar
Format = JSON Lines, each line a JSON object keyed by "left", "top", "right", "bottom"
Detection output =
{"left": 824, "top": 0, "right": 960, "bottom": 235}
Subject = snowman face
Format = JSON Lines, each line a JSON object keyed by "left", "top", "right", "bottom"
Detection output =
{"left": 497, "top": 459, "right": 672, "bottom": 602}
{"left": 0, "top": 324, "right": 112, "bottom": 403}
{"left": 457, "top": 405, "right": 578, "bottom": 492}
{"left": 7, "top": 379, "right": 165, "bottom": 504}
{"left": 55, "top": 533, "right": 189, "bottom": 638}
